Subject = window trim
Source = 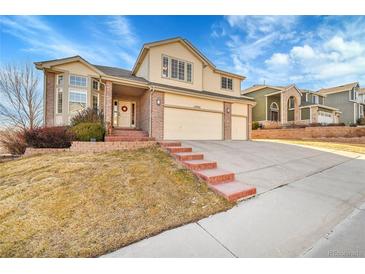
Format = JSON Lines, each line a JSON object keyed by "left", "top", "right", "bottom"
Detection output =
{"left": 288, "top": 97, "right": 295, "bottom": 110}
{"left": 69, "top": 74, "right": 88, "bottom": 88}
{"left": 68, "top": 89, "right": 88, "bottom": 114}
{"left": 56, "top": 88, "right": 63, "bottom": 114}
{"left": 56, "top": 74, "right": 64, "bottom": 86}
{"left": 92, "top": 79, "right": 100, "bottom": 91}
{"left": 92, "top": 92, "right": 99, "bottom": 111}
{"left": 221, "top": 76, "right": 233, "bottom": 91}
{"left": 359, "top": 104, "right": 364, "bottom": 118}
{"left": 312, "top": 94, "right": 319, "bottom": 104}
{"left": 161, "top": 54, "right": 193, "bottom": 84}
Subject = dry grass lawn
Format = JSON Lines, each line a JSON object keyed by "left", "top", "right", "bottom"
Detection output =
{"left": 0, "top": 147, "right": 232, "bottom": 257}
{"left": 263, "top": 139, "right": 365, "bottom": 154}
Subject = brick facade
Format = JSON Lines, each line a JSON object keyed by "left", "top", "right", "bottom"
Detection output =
{"left": 223, "top": 102, "right": 232, "bottom": 140}
{"left": 252, "top": 126, "right": 365, "bottom": 139}
{"left": 45, "top": 71, "right": 55, "bottom": 126}
{"left": 151, "top": 91, "right": 164, "bottom": 140}
{"left": 24, "top": 141, "right": 157, "bottom": 156}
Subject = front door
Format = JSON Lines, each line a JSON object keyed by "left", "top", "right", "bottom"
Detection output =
{"left": 119, "top": 101, "right": 132, "bottom": 127}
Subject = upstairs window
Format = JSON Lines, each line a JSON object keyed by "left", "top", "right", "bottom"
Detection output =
{"left": 221, "top": 76, "right": 233, "bottom": 90}
{"left": 162, "top": 56, "right": 169, "bottom": 77}
{"left": 312, "top": 95, "right": 319, "bottom": 104}
{"left": 289, "top": 97, "right": 295, "bottom": 109}
{"left": 70, "top": 75, "right": 87, "bottom": 88}
{"left": 171, "top": 59, "right": 178, "bottom": 79}
{"left": 350, "top": 88, "right": 358, "bottom": 101}
{"left": 187, "top": 63, "right": 192, "bottom": 82}
{"left": 57, "top": 75, "right": 64, "bottom": 86}
{"left": 162, "top": 55, "right": 192, "bottom": 83}
{"left": 92, "top": 80, "right": 100, "bottom": 90}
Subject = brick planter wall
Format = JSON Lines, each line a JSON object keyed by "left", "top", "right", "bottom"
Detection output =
{"left": 252, "top": 126, "right": 365, "bottom": 140}
{"left": 24, "top": 141, "right": 157, "bottom": 156}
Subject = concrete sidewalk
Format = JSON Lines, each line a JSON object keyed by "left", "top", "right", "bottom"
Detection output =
{"left": 102, "top": 141, "right": 365, "bottom": 258}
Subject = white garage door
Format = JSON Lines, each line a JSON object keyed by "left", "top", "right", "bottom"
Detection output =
{"left": 164, "top": 107, "right": 223, "bottom": 140}
{"left": 318, "top": 111, "right": 333, "bottom": 124}
{"left": 231, "top": 116, "right": 247, "bottom": 140}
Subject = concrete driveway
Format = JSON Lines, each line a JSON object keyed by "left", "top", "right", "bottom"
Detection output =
{"left": 103, "top": 141, "right": 365, "bottom": 258}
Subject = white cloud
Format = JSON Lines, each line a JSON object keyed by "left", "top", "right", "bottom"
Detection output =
{"left": 226, "top": 16, "right": 297, "bottom": 38}
{"left": 212, "top": 16, "right": 365, "bottom": 90}
{"left": 290, "top": 45, "right": 316, "bottom": 60}
{"left": 0, "top": 16, "right": 139, "bottom": 68}
{"left": 265, "top": 53, "right": 290, "bottom": 66}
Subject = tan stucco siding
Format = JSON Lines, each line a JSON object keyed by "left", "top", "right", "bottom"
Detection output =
{"left": 148, "top": 42, "right": 203, "bottom": 91}
{"left": 164, "top": 93, "right": 223, "bottom": 112}
{"left": 231, "top": 103, "right": 248, "bottom": 116}
{"left": 203, "top": 66, "right": 242, "bottom": 97}
{"left": 51, "top": 61, "right": 99, "bottom": 77}
{"left": 136, "top": 51, "right": 149, "bottom": 80}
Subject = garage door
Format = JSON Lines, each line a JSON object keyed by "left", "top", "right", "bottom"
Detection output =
{"left": 231, "top": 103, "right": 248, "bottom": 140}
{"left": 231, "top": 116, "right": 247, "bottom": 140}
{"left": 318, "top": 111, "right": 333, "bottom": 124}
{"left": 164, "top": 107, "right": 223, "bottom": 140}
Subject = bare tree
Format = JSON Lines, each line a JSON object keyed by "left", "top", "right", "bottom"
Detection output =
{"left": 0, "top": 64, "right": 42, "bottom": 130}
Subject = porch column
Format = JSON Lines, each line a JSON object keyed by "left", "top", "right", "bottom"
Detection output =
{"left": 104, "top": 80, "right": 113, "bottom": 130}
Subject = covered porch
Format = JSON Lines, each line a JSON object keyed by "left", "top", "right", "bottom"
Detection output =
{"left": 103, "top": 81, "right": 150, "bottom": 134}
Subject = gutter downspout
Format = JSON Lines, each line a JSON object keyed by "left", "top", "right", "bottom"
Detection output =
{"left": 149, "top": 85, "right": 155, "bottom": 137}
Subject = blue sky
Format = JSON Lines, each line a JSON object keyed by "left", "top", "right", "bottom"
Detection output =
{"left": 1, "top": 15, "right": 364, "bottom": 90}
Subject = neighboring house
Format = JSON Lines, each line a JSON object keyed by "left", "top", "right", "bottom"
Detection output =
{"left": 318, "top": 82, "right": 364, "bottom": 124}
{"left": 242, "top": 84, "right": 340, "bottom": 126}
{"left": 35, "top": 37, "right": 256, "bottom": 141}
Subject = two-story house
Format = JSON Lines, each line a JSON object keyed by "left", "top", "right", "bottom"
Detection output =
{"left": 318, "top": 82, "right": 364, "bottom": 124}
{"left": 242, "top": 84, "right": 341, "bottom": 127}
{"left": 35, "top": 37, "right": 256, "bottom": 141}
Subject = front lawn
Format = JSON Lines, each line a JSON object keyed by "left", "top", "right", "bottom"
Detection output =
{"left": 0, "top": 147, "right": 232, "bottom": 257}
{"left": 261, "top": 139, "right": 365, "bottom": 154}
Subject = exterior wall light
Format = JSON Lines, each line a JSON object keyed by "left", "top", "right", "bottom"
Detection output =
{"left": 226, "top": 107, "right": 230, "bottom": 113}
{"left": 156, "top": 98, "right": 161, "bottom": 106}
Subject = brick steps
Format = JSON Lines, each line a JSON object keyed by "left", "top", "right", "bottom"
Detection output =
{"left": 173, "top": 152, "right": 204, "bottom": 161}
{"left": 183, "top": 159, "right": 217, "bottom": 171}
{"left": 208, "top": 181, "right": 257, "bottom": 202}
{"left": 194, "top": 168, "right": 235, "bottom": 185}
{"left": 158, "top": 141, "right": 182, "bottom": 147}
{"left": 167, "top": 146, "right": 192, "bottom": 153}
{"left": 160, "top": 141, "right": 256, "bottom": 202}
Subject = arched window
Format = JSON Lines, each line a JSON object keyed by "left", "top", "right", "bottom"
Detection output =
{"left": 269, "top": 102, "right": 279, "bottom": 121}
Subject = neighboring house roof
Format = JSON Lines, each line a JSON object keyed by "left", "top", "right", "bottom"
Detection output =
{"left": 299, "top": 104, "right": 341, "bottom": 112}
{"left": 131, "top": 37, "right": 245, "bottom": 80}
{"left": 242, "top": 85, "right": 284, "bottom": 94}
{"left": 317, "top": 82, "right": 359, "bottom": 94}
{"left": 243, "top": 84, "right": 303, "bottom": 96}
{"left": 359, "top": 88, "right": 365, "bottom": 94}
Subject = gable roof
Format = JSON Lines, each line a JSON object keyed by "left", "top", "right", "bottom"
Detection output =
{"left": 34, "top": 55, "right": 106, "bottom": 76}
{"left": 360, "top": 88, "right": 365, "bottom": 94}
{"left": 242, "top": 84, "right": 302, "bottom": 95}
{"left": 131, "top": 37, "right": 245, "bottom": 80}
{"left": 318, "top": 82, "right": 359, "bottom": 95}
